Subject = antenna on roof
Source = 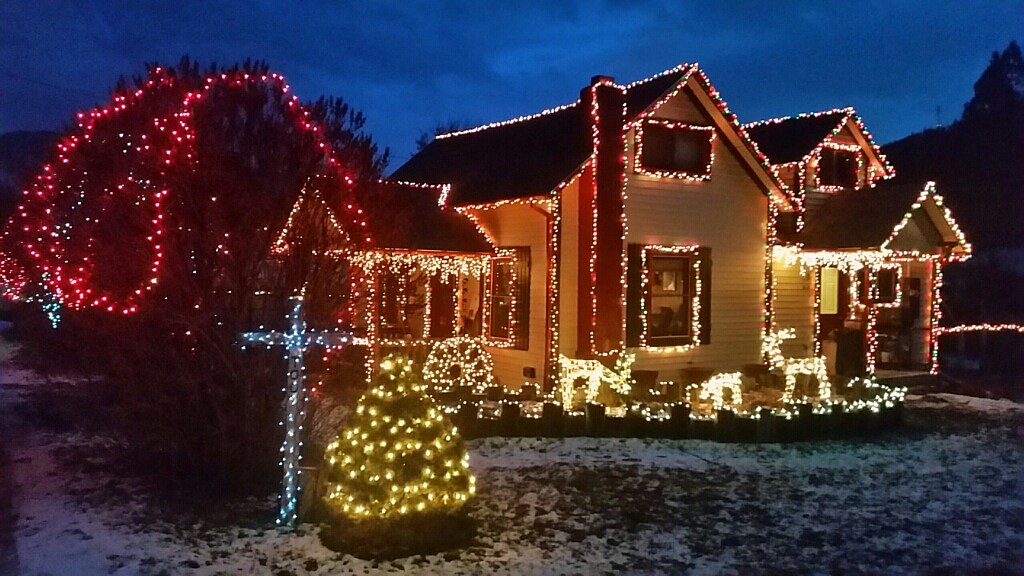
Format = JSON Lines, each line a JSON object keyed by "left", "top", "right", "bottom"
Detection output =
{"left": 935, "top": 105, "right": 942, "bottom": 127}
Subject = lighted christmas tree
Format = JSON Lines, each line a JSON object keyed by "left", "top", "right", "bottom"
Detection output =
{"left": 322, "top": 355, "right": 475, "bottom": 520}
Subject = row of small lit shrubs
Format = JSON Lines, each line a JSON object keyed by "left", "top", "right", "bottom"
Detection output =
{"left": 442, "top": 400, "right": 904, "bottom": 442}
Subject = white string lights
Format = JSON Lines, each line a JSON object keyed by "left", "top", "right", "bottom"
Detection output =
{"left": 763, "top": 328, "right": 832, "bottom": 403}
{"left": 633, "top": 121, "right": 716, "bottom": 181}
{"left": 422, "top": 336, "right": 497, "bottom": 392}
{"left": 350, "top": 250, "right": 490, "bottom": 280}
{"left": 557, "top": 353, "right": 634, "bottom": 407}
{"left": 881, "top": 182, "right": 972, "bottom": 259}
{"left": 936, "top": 324, "right": 1024, "bottom": 335}
{"left": 240, "top": 293, "right": 364, "bottom": 527}
{"left": 637, "top": 245, "right": 702, "bottom": 352}
{"left": 698, "top": 372, "right": 744, "bottom": 411}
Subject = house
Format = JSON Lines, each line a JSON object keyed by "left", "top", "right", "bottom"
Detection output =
{"left": 744, "top": 110, "right": 970, "bottom": 375}
{"left": 320, "top": 64, "right": 970, "bottom": 393}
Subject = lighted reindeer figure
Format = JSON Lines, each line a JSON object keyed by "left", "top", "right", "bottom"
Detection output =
{"left": 762, "top": 328, "right": 832, "bottom": 404}
{"left": 697, "top": 372, "right": 744, "bottom": 411}
{"left": 558, "top": 354, "right": 634, "bottom": 409}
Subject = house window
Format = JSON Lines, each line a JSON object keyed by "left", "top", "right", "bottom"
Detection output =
{"left": 873, "top": 267, "right": 900, "bottom": 305}
{"left": 487, "top": 257, "right": 514, "bottom": 340}
{"left": 647, "top": 255, "right": 695, "bottom": 342}
{"left": 818, "top": 148, "right": 859, "bottom": 189}
{"left": 625, "top": 245, "right": 711, "bottom": 349}
{"left": 486, "top": 248, "right": 530, "bottom": 349}
{"left": 636, "top": 121, "right": 715, "bottom": 180}
{"left": 427, "top": 275, "right": 456, "bottom": 339}
{"left": 379, "top": 270, "right": 414, "bottom": 339}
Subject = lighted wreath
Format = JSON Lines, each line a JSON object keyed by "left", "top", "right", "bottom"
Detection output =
{"left": 422, "top": 336, "right": 496, "bottom": 392}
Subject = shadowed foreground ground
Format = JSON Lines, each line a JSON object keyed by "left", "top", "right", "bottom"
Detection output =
{"left": 1, "top": 320, "right": 1021, "bottom": 576}
{"left": 6, "top": 393, "right": 1023, "bottom": 575}
{"left": 0, "top": 424, "right": 17, "bottom": 575}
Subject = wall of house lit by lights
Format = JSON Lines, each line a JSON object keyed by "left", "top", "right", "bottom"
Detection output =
{"left": 461, "top": 201, "right": 552, "bottom": 390}
{"left": 623, "top": 73, "right": 770, "bottom": 374}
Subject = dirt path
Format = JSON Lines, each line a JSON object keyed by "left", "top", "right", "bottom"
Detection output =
{"left": 0, "top": 322, "right": 21, "bottom": 576}
{"left": 0, "top": 427, "right": 17, "bottom": 576}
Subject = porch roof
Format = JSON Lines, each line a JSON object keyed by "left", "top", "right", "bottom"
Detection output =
{"left": 781, "top": 179, "right": 953, "bottom": 251}
{"left": 744, "top": 110, "right": 850, "bottom": 165}
{"left": 361, "top": 181, "right": 493, "bottom": 254}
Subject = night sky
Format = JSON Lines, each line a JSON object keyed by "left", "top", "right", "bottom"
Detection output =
{"left": 1, "top": 1, "right": 1021, "bottom": 165}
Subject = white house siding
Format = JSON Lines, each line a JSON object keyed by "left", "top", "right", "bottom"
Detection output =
{"left": 624, "top": 80, "right": 770, "bottom": 379}
{"left": 771, "top": 257, "right": 816, "bottom": 358}
{"left": 469, "top": 203, "right": 550, "bottom": 390}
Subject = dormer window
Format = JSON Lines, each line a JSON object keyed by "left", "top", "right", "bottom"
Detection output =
{"left": 818, "top": 147, "right": 859, "bottom": 189}
{"left": 636, "top": 120, "right": 715, "bottom": 180}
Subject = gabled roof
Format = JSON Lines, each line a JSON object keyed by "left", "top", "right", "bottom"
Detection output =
{"left": 624, "top": 67, "right": 691, "bottom": 118}
{"left": 792, "top": 180, "right": 922, "bottom": 249}
{"left": 744, "top": 110, "right": 850, "bottom": 165}
{"left": 790, "top": 180, "right": 971, "bottom": 256}
{"left": 359, "top": 181, "right": 493, "bottom": 253}
{"left": 272, "top": 176, "right": 358, "bottom": 257}
{"left": 390, "top": 104, "right": 590, "bottom": 206}
{"left": 390, "top": 64, "right": 775, "bottom": 207}
{"left": 744, "top": 107, "right": 896, "bottom": 183}
{"left": 273, "top": 178, "right": 492, "bottom": 256}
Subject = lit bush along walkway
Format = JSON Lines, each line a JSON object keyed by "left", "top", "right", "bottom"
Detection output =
{"left": 440, "top": 400, "right": 904, "bottom": 442}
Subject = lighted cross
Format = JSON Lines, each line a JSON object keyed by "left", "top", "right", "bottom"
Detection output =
{"left": 241, "top": 294, "right": 366, "bottom": 527}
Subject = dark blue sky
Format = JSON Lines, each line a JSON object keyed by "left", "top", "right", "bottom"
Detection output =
{"left": 1, "top": 1, "right": 1021, "bottom": 165}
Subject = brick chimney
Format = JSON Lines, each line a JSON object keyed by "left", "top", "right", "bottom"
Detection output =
{"left": 577, "top": 75, "right": 627, "bottom": 356}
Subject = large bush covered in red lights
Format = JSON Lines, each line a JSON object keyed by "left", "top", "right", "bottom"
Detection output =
{"left": 1, "top": 58, "right": 387, "bottom": 493}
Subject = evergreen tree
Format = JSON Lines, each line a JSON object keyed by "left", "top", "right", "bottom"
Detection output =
{"left": 962, "top": 41, "right": 1024, "bottom": 123}
{"left": 883, "top": 40, "right": 1024, "bottom": 329}
{"left": 323, "top": 355, "right": 475, "bottom": 519}
{"left": 883, "top": 40, "right": 1024, "bottom": 251}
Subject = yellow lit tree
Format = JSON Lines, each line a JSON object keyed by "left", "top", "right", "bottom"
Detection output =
{"left": 322, "top": 355, "right": 475, "bottom": 520}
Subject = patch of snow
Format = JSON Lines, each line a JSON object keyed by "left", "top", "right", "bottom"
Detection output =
{"left": 2, "top": 330, "right": 1022, "bottom": 575}
{"left": 907, "top": 392, "right": 1024, "bottom": 413}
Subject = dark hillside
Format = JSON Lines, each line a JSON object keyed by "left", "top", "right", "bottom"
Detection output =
{"left": 883, "top": 41, "right": 1023, "bottom": 251}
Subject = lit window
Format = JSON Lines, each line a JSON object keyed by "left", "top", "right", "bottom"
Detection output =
{"left": 487, "top": 257, "right": 513, "bottom": 340}
{"left": 647, "top": 255, "right": 695, "bottom": 342}
{"left": 485, "top": 248, "right": 530, "bottom": 349}
{"left": 820, "top": 267, "right": 839, "bottom": 315}
{"left": 628, "top": 245, "right": 710, "bottom": 348}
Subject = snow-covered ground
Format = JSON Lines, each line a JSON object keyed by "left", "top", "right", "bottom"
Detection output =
{"left": 1, "top": 334, "right": 1022, "bottom": 575}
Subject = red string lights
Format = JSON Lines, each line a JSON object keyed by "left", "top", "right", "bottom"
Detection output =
{"left": 0, "top": 67, "right": 372, "bottom": 317}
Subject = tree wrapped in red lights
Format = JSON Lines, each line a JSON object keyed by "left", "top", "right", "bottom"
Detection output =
{"left": 1, "top": 57, "right": 387, "bottom": 493}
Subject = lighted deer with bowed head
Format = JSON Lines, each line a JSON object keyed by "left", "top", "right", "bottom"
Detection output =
{"left": 762, "top": 328, "right": 831, "bottom": 404}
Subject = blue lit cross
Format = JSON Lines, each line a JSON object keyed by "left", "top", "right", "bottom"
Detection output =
{"left": 241, "top": 293, "right": 367, "bottom": 528}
